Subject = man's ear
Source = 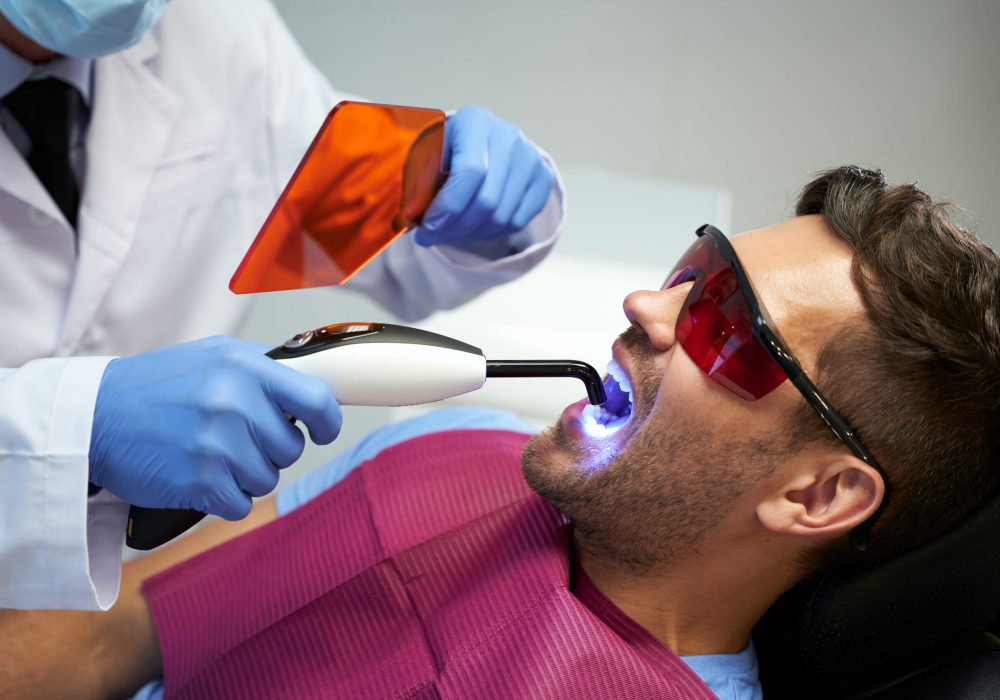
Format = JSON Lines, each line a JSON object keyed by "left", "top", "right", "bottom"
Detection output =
{"left": 756, "top": 456, "right": 885, "bottom": 537}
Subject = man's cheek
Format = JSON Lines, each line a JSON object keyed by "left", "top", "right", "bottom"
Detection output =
{"left": 646, "top": 362, "right": 712, "bottom": 425}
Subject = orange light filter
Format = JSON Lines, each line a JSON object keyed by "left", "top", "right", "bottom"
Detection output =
{"left": 230, "top": 101, "right": 446, "bottom": 293}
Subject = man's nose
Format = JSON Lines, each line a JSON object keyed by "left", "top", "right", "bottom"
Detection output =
{"left": 622, "top": 283, "right": 693, "bottom": 352}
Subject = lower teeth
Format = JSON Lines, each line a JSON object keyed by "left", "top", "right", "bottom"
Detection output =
{"left": 581, "top": 403, "right": 630, "bottom": 437}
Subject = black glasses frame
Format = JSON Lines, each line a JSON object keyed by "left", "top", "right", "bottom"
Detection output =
{"left": 694, "top": 224, "right": 890, "bottom": 551}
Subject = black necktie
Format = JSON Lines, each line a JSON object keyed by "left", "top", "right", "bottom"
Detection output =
{"left": 2, "top": 77, "right": 84, "bottom": 229}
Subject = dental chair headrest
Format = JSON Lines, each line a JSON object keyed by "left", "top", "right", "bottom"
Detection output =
{"left": 753, "top": 489, "right": 1000, "bottom": 699}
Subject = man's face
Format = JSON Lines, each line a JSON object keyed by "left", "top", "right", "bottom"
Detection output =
{"left": 522, "top": 215, "right": 864, "bottom": 571}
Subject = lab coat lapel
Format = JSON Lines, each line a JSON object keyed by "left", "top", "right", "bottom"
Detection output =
{"left": 58, "top": 32, "right": 182, "bottom": 353}
{"left": 0, "top": 129, "right": 70, "bottom": 228}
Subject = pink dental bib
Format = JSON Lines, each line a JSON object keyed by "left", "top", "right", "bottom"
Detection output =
{"left": 143, "top": 429, "right": 717, "bottom": 699}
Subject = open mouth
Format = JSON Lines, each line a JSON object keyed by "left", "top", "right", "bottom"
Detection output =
{"left": 581, "top": 359, "right": 634, "bottom": 438}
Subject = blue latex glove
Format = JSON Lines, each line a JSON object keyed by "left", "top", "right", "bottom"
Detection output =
{"left": 413, "top": 106, "right": 555, "bottom": 247}
{"left": 88, "top": 336, "right": 342, "bottom": 520}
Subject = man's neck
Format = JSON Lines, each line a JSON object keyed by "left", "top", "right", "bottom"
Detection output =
{"left": 0, "top": 13, "right": 58, "bottom": 63}
{"left": 576, "top": 531, "right": 801, "bottom": 657}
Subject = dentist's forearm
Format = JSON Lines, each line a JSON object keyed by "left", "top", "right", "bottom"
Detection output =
{"left": 0, "top": 498, "right": 279, "bottom": 700}
{"left": 105, "top": 497, "right": 281, "bottom": 698}
{"left": 0, "top": 607, "right": 108, "bottom": 699}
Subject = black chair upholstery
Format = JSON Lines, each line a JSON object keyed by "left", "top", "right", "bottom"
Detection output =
{"left": 753, "top": 491, "right": 1000, "bottom": 699}
{"left": 869, "top": 644, "right": 1000, "bottom": 700}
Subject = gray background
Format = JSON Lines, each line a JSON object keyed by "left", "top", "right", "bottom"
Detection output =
{"left": 272, "top": 0, "right": 1000, "bottom": 245}
{"left": 246, "top": 0, "right": 1000, "bottom": 487}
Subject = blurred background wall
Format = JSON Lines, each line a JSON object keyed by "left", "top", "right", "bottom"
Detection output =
{"left": 245, "top": 0, "right": 1000, "bottom": 484}
{"left": 272, "top": 0, "right": 1000, "bottom": 243}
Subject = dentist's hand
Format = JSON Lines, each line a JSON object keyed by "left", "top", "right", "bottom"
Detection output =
{"left": 413, "top": 106, "right": 555, "bottom": 247}
{"left": 88, "top": 337, "right": 342, "bottom": 520}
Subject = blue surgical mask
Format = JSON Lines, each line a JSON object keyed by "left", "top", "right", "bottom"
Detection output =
{"left": 0, "top": 0, "right": 170, "bottom": 58}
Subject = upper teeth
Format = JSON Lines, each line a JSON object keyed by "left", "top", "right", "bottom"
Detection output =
{"left": 579, "top": 358, "right": 635, "bottom": 438}
{"left": 607, "top": 359, "right": 633, "bottom": 396}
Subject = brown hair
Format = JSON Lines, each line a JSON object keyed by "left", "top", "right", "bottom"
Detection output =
{"left": 793, "top": 166, "right": 1000, "bottom": 570}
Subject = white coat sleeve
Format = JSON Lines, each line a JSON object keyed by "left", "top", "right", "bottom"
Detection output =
{"left": 0, "top": 357, "right": 129, "bottom": 610}
{"left": 344, "top": 162, "right": 565, "bottom": 322}
{"left": 257, "top": 0, "right": 566, "bottom": 322}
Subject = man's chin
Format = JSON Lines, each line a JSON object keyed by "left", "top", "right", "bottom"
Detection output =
{"left": 524, "top": 412, "right": 635, "bottom": 487}
{"left": 521, "top": 426, "right": 580, "bottom": 496}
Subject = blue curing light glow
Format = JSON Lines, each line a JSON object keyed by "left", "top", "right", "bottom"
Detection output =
{"left": 580, "top": 360, "right": 634, "bottom": 439}
{"left": 582, "top": 405, "right": 625, "bottom": 438}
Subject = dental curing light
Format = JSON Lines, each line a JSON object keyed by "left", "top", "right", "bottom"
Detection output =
{"left": 126, "top": 322, "right": 606, "bottom": 550}
{"left": 264, "top": 322, "right": 607, "bottom": 406}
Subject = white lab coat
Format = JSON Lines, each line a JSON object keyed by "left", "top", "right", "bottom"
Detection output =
{"left": 0, "top": 0, "right": 563, "bottom": 610}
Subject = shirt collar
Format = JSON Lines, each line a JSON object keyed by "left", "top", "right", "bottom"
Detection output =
{"left": 0, "top": 41, "right": 93, "bottom": 105}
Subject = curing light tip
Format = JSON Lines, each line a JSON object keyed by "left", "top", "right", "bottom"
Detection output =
{"left": 485, "top": 360, "right": 607, "bottom": 404}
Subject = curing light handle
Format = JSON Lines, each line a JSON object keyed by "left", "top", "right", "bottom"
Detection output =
{"left": 127, "top": 506, "right": 206, "bottom": 551}
{"left": 486, "top": 360, "right": 607, "bottom": 405}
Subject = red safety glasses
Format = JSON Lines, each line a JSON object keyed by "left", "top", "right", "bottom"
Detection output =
{"left": 230, "top": 102, "right": 446, "bottom": 294}
{"left": 667, "top": 225, "right": 889, "bottom": 551}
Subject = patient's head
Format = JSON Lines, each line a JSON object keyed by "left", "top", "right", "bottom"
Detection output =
{"left": 523, "top": 165, "right": 1000, "bottom": 582}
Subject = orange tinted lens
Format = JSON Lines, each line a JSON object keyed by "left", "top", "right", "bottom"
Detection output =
{"left": 230, "top": 101, "right": 446, "bottom": 294}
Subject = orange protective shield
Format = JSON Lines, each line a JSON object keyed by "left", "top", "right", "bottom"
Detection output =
{"left": 230, "top": 101, "right": 446, "bottom": 293}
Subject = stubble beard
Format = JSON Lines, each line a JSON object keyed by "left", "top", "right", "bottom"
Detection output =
{"left": 522, "top": 342, "right": 783, "bottom": 574}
